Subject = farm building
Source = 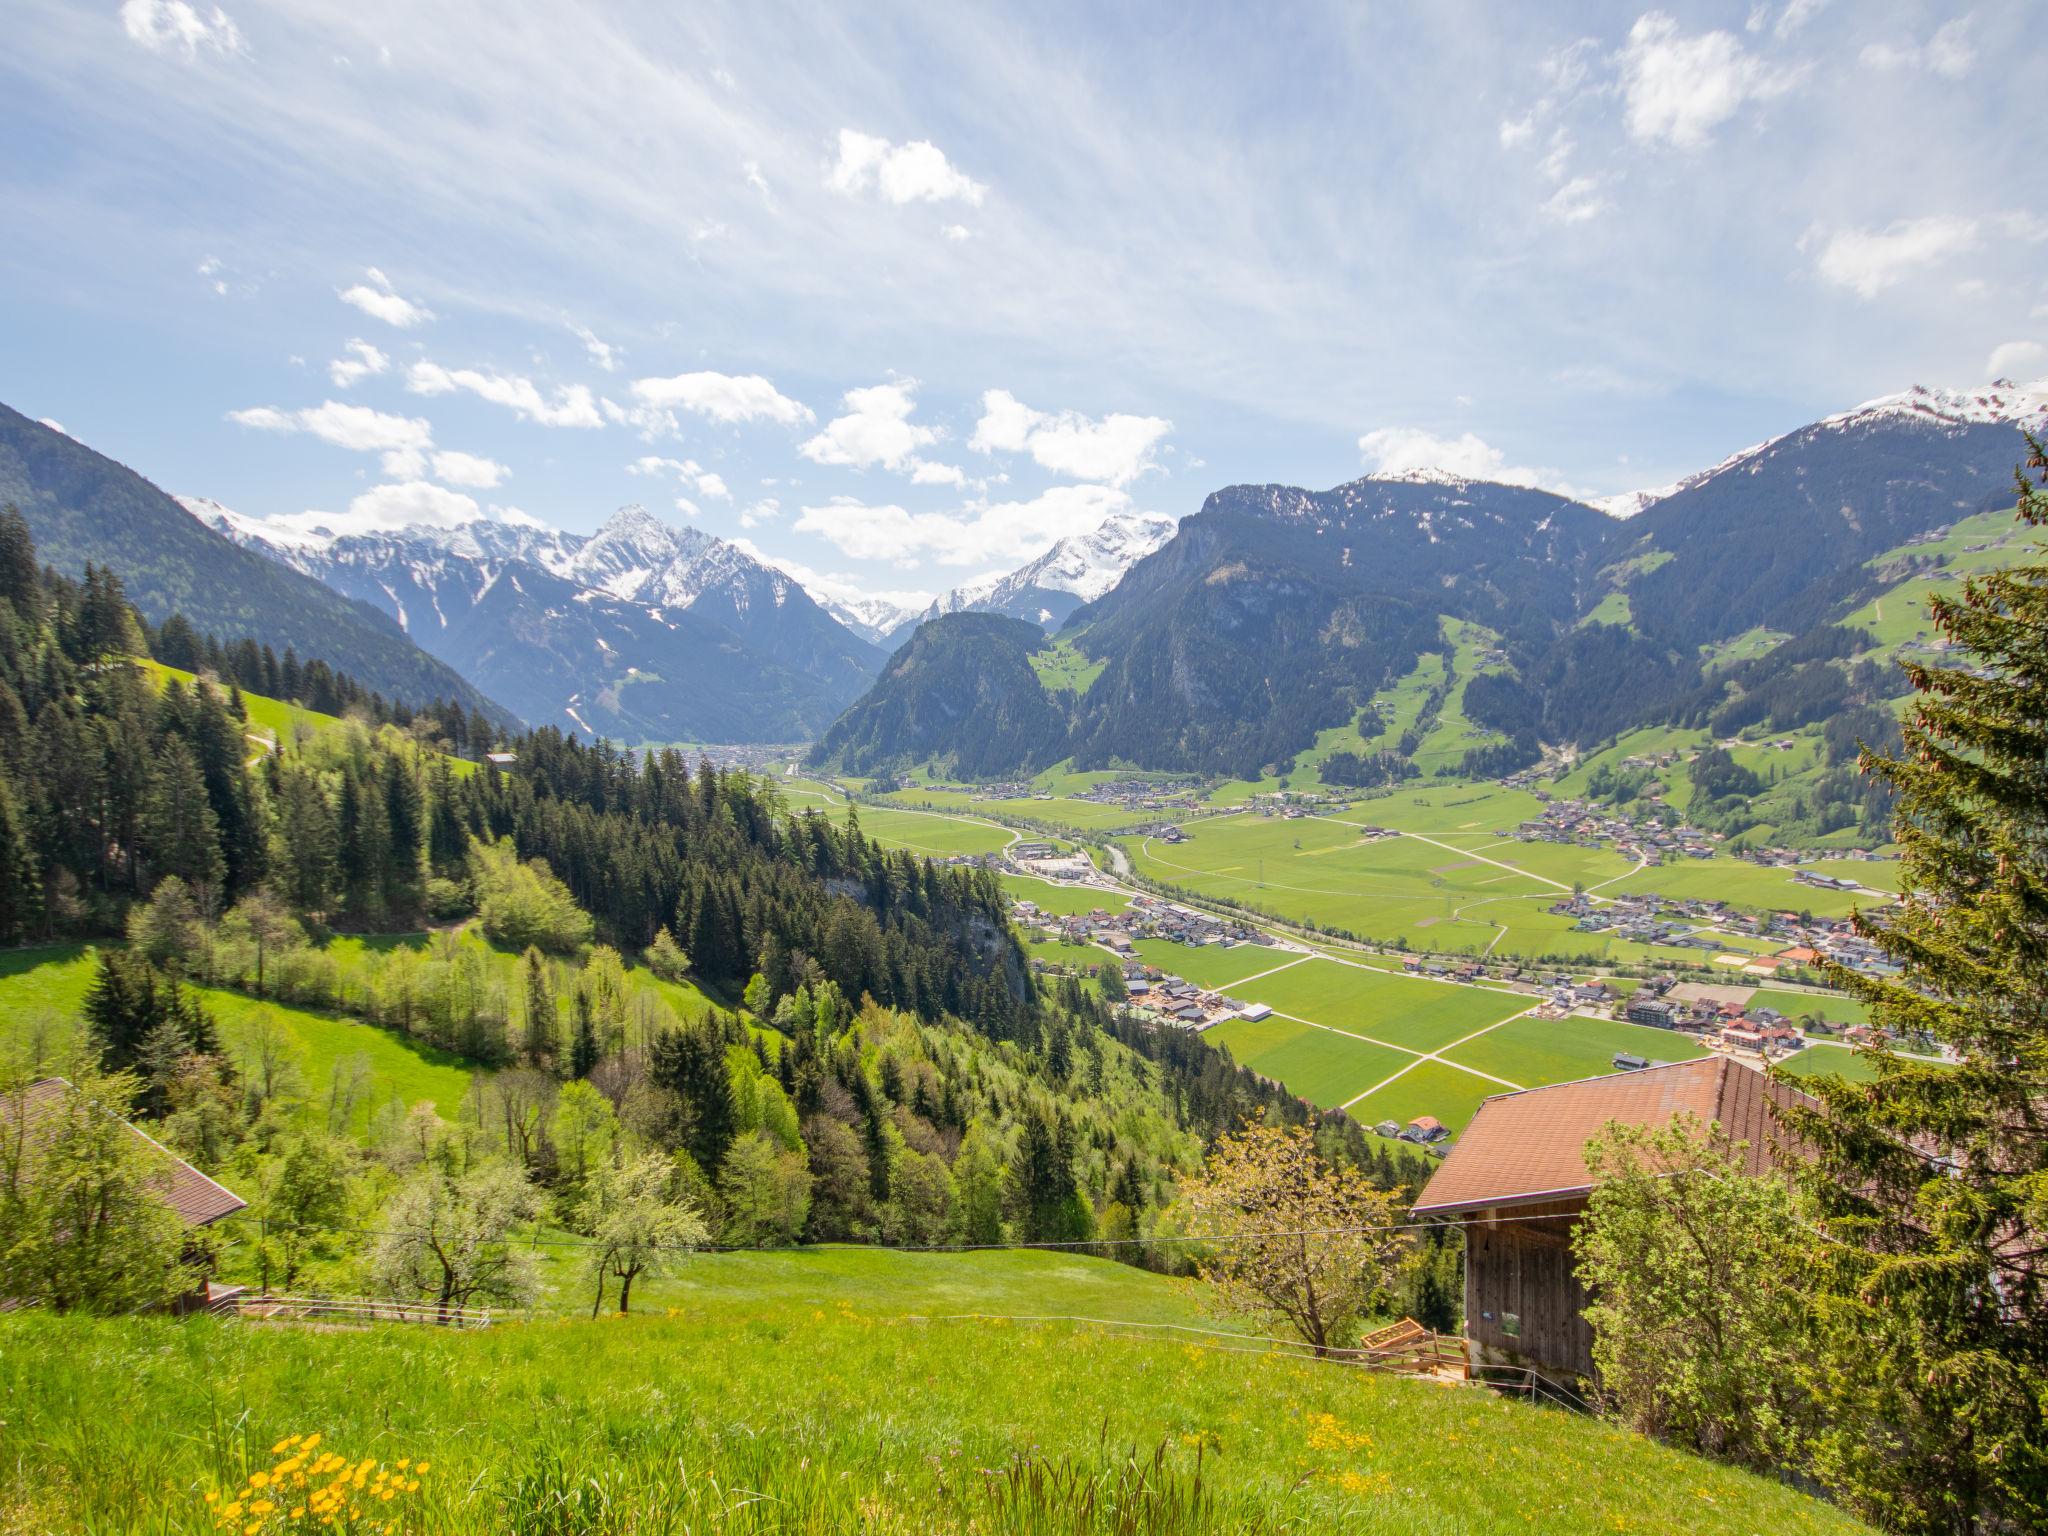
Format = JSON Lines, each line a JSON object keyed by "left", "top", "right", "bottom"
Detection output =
{"left": 6, "top": 1077, "right": 247, "bottom": 1312}
{"left": 1412, "top": 1059, "right": 1813, "bottom": 1382}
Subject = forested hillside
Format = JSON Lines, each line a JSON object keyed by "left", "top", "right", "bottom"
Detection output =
{"left": 0, "top": 406, "right": 511, "bottom": 725}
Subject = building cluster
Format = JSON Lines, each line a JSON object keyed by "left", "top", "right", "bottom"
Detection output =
{"left": 1509, "top": 799, "right": 1717, "bottom": 861}
{"left": 1621, "top": 982, "right": 1810, "bottom": 1056}
{"left": 1549, "top": 891, "right": 1742, "bottom": 952}
{"left": 1248, "top": 789, "right": 1353, "bottom": 818}
{"left": 1011, "top": 891, "right": 1263, "bottom": 954}
{"left": 1120, "top": 960, "right": 1274, "bottom": 1032}
{"left": 1070, "top": 776, "right": 1205, "bottom": 814}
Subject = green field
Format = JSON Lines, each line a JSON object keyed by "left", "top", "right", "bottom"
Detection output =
{"left": 851, "top": 804, "right": 1017, "bottom": 856}
{"left": 1205, "top": 1014, "right": 1413, "bottom": 1106}
{"left": 1344, "top": 1059, "right": 1507, "bottom": 1135}
{"left": 1128, "top": 938, "right": 1292, "bottom": 990}
{"left": 1444, "top": 1013, "right": 1709, "bottom": 1089}
{"left": 0, "top": 945, "right": 477, "bottom": 1126}
{"left": 1001, "top": 875, "right": 1130, "bottom": 915}
{"left": 1243, "top": 961, "right": 1526, "bottom": 1054}
{"left": 1609, "top": 859, "right": 1888, "bottom": 919}
{"left": 1747, "top": 987, "right": 1872, "bottom": 1029}
{"left": 1774, "top": 1042, "right": 1886, "bottom": 1083}
{"left": 134, "top": 658, "right": 479, "bottom": 776}
{"left": 0, "top": 1248, "right": 1865, "bottom": 1535}
{"left": 1028, "top": 635, "right": 1108, "bottom": 695}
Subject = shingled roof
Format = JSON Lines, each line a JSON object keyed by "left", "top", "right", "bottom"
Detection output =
{"left": 1412, "top": 1057, "right": 1814, "bottom": 1216}
{"left": 12, "top": 1077, "right": 246, "bottom": 1226}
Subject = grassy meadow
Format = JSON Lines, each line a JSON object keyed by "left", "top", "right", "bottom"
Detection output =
{"left": 0, "top": 1249, "right": 1872, "bottom": 1535}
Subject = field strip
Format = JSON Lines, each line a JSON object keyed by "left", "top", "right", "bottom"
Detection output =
{"left": 1224, "top": 956, "right": 1310, "bottom": 987}
{"left": 1336, "top": 1007, "right": 1538, "bottom": 1110}
{"left": 1474, "top": 872, "right": 1519, "bottom": 886}
{"left": 1312, "top": 816, "right": 1572, "bottom": 892}
{"left": 1136, "top": 839, "right": 1445, "bottom": 901}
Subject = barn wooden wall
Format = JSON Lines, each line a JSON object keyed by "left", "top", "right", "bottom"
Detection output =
{"left": 1462, "top": 1200, "right": 1595, "bottom": 1381}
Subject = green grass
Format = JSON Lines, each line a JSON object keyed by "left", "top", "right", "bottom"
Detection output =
{"left": 851, "top": 805, "right": 1017, "bottom": 856}
{"left": 1128, "top": 940, "right": 1292, "bottom": 991}
{"left": 1232, "top": 960, "right": 1527, "bottom": 1054}
{"left": 1002, "top": 876, "right": 1130, "bottom": 916}
{"left": 1773, "top": 1043, "right": 1886, "bottom": 1084}
{"left": 1609, "top": 860, "right": 1886, "bottom": 920}
{"left": 1747, "top": 987, "right": 1871, "bottom": 1029}
{"left": 1344, "top": 1059, "right": 1506, "bottom": 1136}
{"left": 1029, "top": 636, "right": 1108, "bottom": 696}
{"left": 0, "top": 1251, "right": 1868, "bottom": 1535}
{"left": 1203, "top": 1014, "right": 1412, "bottom": 1107}
{"left": 133, "top": 658, "right": 478, "bottom": 776}
{"left": 1445, "top": 1013, "right": 1709, "bottom": 1089}
{"left": 0, "top": 945, "right": 476, "bottom": 1126}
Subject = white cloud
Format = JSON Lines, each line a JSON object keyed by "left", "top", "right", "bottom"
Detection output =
{"left": 37, "top": 419, "right": 69, "bottom": 437}
{"left": 624, "top": 455, "right": 730, "bottom": 499}
{"left": 795, "top": 483, "right": 1134, "bottom": 568}
{"left": 1498, "top": 116, "right": 1536, "bottom": 148}
{"left": 1860, "top": 17, "right": 1975, "bottom": 80}
{"left": 429, "top": 450, "right": 509, "bottom": 489}
{"left": 407, "top": 360, "right": 602, "bottom": 427}
{"left": 623, "top": 371, "right": 812, "bottom": 432}
{"left": 1618, "top": 12, "right": 1805, "bottom": 150}
{"left": 338, "top": 268, "right": 432, "bottom": 328}
{"left": 197, "top": 254, "right": 229, "bottom": 296}
{"left": 1804, "top": 216, "right": 1979, "bottom": 299}
{"left": 674, "top": 497, "right": 701, "bottom": 518}
{"left": 968, "top": 389, "right": 1171, "bottom": 487}
{"left": 739, "top": 497, "right": 782, "bottom": 529}
{"left": 327, "top": 339, "right": 389, "bottom": 389}
{"left": 941, "top": 223, "right": 971, "bottom": 242}
{"left": 743, "top": 160, "right": 771, "bottom": 202}
{"left": 827, "top": 129, "right": 986, "bottom": 206}
{"left": 227, "top": 399, "right": 434, "bottom": 478}
{"left": 1543, "top": 177, "right": 1609, "bottom": 224}
{"left": 910, "top": 461, "right": 967, "bottom": 487}
{"left": 120, "top": 0, "right": 246, "bottom": 60}
{"left": 1987, "top": 341, "right": 2046, "bottom": 380}
{"left": 799, "top": 380, "right": 940, "bottom": 472}
{"left": 1996, "top": 212, "right": 2048, "bottom": 244}
{"left": 265, "top": 481, "right": 482, "bottom": 541}
{"left": 572, "top": 324, "right": 619, "bottom": 372}
{"left": 1357, "top": 426, "right": 1555, "bottom": 490}
{"left": 1773, "top": 0, "right": 1829, "bottom": 39}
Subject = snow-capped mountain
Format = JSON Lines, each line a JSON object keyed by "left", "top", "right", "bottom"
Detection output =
{"left": 184, "top": 500, "right": 883, "bottom": 743}
{"left": 1585, "top": 378, "right": 2048, "bottom": 521}
{"left": 894, "top": 511, "right": 1180, "bottom": 640}
{"left": 815, "top": 593, "right": 932, "bottom": 648}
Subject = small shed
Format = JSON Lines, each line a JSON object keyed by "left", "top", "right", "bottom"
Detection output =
{"left": 1411, "top": 1058, "right": 1812, "bottom": 1382}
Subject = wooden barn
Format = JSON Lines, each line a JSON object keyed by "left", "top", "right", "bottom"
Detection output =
{"left": 1411, "top": 1058, "right": 1813, "bottom": 1383}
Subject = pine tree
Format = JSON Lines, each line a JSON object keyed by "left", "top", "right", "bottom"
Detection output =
{"left": 521, "top": 946, "right": 556, "bottom": 1067}
{"left": 1789, "top": 438, "right": 2048, "bottom": 1533}
{"left": 569, "top": 987, "right": 599, "bottom": 1079}
{"left": 0, "top": 771, "right": 41, "bottom": 943}
{"left": 0, "top": 507, "right": 38, "bottom": 616}
{"left": 140, "top": 737, "right": 225, "bottom": 903}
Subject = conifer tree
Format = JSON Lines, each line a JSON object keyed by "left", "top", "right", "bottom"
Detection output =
{"left": 521, "top": 946, "right": 556, "bottom": 1067}
{"left": 0, "top": 771, "right": 41, "bottom": 943}
{"left": 0, "top": 507, "right": 38, "bottom": 616}
{"left": 140, "top": 736, "right": 225, "bottom": 903}
{"left": 1790, "top": 439, "right": 2048, "bottom": 1532}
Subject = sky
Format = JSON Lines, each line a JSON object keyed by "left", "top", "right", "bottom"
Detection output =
{"left": 4, "top": 1, "right": 2045, "bottom": 616}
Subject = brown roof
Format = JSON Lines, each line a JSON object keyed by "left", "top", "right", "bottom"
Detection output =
{"left": 1412, "top": 1057, "right": 1815, "bottom": 1216}
{"left": 13, "top": 1078, "right": 246, "bottom": 1227}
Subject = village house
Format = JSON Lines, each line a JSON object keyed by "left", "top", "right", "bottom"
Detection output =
{"left": 8, "top": 1077, "right": 248, "bottom": 1313}
{"left": 1412, "top": 1059, "right": 1814, "bottom": 1382}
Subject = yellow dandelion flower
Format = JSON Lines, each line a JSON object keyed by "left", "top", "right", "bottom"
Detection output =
{"left": 414, "top": 1462, "right": 431, "bottom": 1474}
{"left": 405, "top": 1479, "right": 420, "bottom": 1493}
{"left": 291, "top": 1509, "right": 305, "bottom": 1520}
{"left": 204, "top": 1491, "right": 219, "bottom": 1505}
{"left": 270, "top": 1437, "right": 294, "bottom": 1455}
{"left": 244, "top": 1524, "right": 259, "bottom": 1535}
{"left": 379, "top": 1487, "right": 396, "bottom": 1501}
{"left": 395, "top": 1458, "right": 410, "bottom": 1471}
{"left": 248, "top": 1471, "right": 271, "bottom": 1489}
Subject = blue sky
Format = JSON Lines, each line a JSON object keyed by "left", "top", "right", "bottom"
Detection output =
{"left": 4, "top": 1, "right": 2044, "bottom": 612}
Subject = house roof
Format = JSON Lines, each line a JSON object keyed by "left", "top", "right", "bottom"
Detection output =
{"left": 1411, "top": 1057, "right": 1814, "bottom": 1216}
{"left": 13, "top": 1078, "right": 247, "bottom": 1226}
